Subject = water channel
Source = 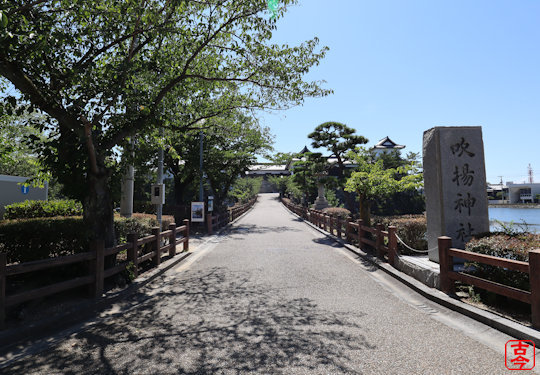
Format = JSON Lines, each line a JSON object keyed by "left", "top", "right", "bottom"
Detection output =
{"left": 488, "top": 206, "right": 540, "bottom": 233}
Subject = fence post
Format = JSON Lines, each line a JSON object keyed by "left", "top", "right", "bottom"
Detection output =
{"left": 357, "top": 219, "right": 364, "bottom": 250}
{"left": 387, "top": 226, "right": 397, "bottom": 267}
{"left": 0, "top": 253, "right": 6, "bottom": 329}
{"left": 325, "top": 214, "right": 330, "bottom": 232}
{"left": 376, "top": 223, "right": 384, "bottom": 259}
{"left": 438, "top": 236, "right": 455, "bottom": 294}
{"left": 529, "top": 250, "right": 540, "bottom": 328}
{"left": 126, "top": 233, "right": 139, "bottom": 279}
{"left": 346, "top": 222, "right": 352, "bottom": 243}
{"left": 337, "top": 218, "right": 342, "bottom": 239}
{"left": 89, "top": 240, "right": 104, "bottom": 298}
{"left": 152, "top": 227, "right": 161, "bottom": 267}
{"left": 183, "top": 219, "right": 190, "bottom": 251}
{"left": 168, "top": 223, "right": 177, "bottom": 257}
{"left": 207, "top": 214, "right": 213, "bottom": 235}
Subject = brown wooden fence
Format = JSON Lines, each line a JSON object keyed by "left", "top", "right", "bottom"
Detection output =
{"left": 285, "top": 199, "right": 540, "bottom": 328}
{"left": 282, "top": 199, "right": 398, "bottom": 266}
{"left": 438, "top": 236, "right": 540, "bottom": 328}
{"left": 207, "top": 197, "right": 257, "bottom": 235}
{"left": 0, "top": 220, "right": 189, "bottom": 329}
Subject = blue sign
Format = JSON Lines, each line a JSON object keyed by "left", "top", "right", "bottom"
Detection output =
{"left": 21, "top": 185, "right": 29, "bottom": 194}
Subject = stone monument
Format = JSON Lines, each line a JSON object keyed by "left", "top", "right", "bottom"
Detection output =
{"left": 423, "top": 126, "right": 489, "bottom": 263}
{"left": 313, "top": 172, "right": 330, "bottom": 210}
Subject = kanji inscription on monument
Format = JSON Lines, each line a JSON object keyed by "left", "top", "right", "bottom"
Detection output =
{"left": 423, "top": 127, "right": 489, "bottom": 263}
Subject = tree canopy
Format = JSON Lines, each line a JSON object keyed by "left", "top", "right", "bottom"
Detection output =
{"left": 0, "top": 0, "right": 330, "bottom": 244}
{"left": 345, "top": 148, "right": 423, "bottom": 225}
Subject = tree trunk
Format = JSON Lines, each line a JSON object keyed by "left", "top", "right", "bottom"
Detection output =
{"left": 84, "top": 167, "right": 116, "bottom": 268}
{"left": 358, "top": 195, "right": 371, "bottom": 227}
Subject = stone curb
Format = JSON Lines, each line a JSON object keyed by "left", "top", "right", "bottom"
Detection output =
{"left": 280, "top": 203, "right": 540, "bottom": 346}
{"left": 0, "top": 251, "right": 192, "bottom": 351}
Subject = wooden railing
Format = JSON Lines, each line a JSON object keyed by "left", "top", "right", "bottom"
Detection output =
{"left": 0, "top": 220, "right": 189, "bottom": 329}
{"left": 438, "top": 236, "right": 540, "bottom": 328}
{"left": 282, "top": 199, "right": 398, "bottom": 266}
{"left": 207, "top": 197, "right": 257, "bottom": 235}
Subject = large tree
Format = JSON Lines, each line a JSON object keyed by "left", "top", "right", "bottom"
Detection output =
{"left": 0, "top": 1, "right": 330, "bottom": 246}
{"left": 345, "top": 148, "right": 423, "bottom": 226}
{"left": 308, "top": 121, "right": 368, "bottom": 210}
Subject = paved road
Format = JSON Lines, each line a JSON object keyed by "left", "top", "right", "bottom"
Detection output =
{"left": 0, "top": 194, "right": 531, "bottom": 374}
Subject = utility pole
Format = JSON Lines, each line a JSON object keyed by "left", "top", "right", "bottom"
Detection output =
{"left": 198, "top": 119, "right": 206, "bottom": 202}
{"left": 120, "top": 138, "right": 135, "bottom": 218}
{"left": 156, "top": 127, "right": 164, "bottom": 228}
{"left": 529, "top": 164, "right": 534, "bottom": 184}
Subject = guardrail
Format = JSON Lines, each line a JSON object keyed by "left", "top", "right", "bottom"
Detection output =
{"left": 282, "top": 199, "right": 398, "bottom": 266}
{"left": 438, "top": 236, "right": 540, "bottom": 328}
{"left": 0, "top": 220, "right": 189, "bottom": 329}
{"left": 206, "top": 197, "right": 257, "bottom": 235}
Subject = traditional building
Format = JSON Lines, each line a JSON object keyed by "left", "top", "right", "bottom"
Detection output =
{"left": 371, "top": 136, "right": 405, "bottom": 156}
{"left": 245, "top": 164, "right": 290, "bottom": 193}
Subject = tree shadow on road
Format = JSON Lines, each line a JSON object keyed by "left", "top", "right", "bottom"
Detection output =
{"left": 5, "top": 267, "right": 376, "bottom": 375}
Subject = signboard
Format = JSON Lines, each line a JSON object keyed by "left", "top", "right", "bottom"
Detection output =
{"left": 191, "top": 202, "right": 205, "bottom": 222}
{"left": 208, "top": 196, "right": 214, "bottom": 212}
{"left": 151, "top": 184, "right": 165, "bottom": 204}
{"left": 21, "top": 185, "right": 29, "bottom": 195}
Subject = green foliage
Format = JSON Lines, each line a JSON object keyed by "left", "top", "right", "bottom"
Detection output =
{"left": 1, "top": 0, "right": 330, "bottom": 245}
{"left": 465, "top": 233, "right": 540, "bottom": 291}
{"left": 269, "top": 152, "right": 296, "bottom": 165}
{"left": 322, "top": 207, "right": 351, "bottom": 220}
{"left": 290, "top": 152, "right": 329, "bottom": 204}
{"left": 0, "top": 110, "right": 49, "bottom": 184}
{"left": 3, "top": 199, "right": 83, "bottom": 219}
{"left": 308, "top": 122, "right": 368, "bottom": 178}
{"left": 0, "top": 217, "right": 89, "bottom": 263}
{"left": 229, "top": 177, "right": 261, "bottom": 204}
{"left": 0, "top": 214, "right": 174, "bottom": 264}
{"left": 114, "top": 213, "right": 174, "bottom": 242}
{"left": 324, "top": 189, "right": 342, "bottom": 208}
{"left": 345, "top": 147, "right": 423, "bottom": 224}
{"left": 375, "top": 215, "right": 427, "bottom": 254}
{"left": 133, "top": 200, "right": 156, "bottom": 214}
{"left": 268, "top": 175, "right": 290, "bottom": 195}
{"left": 491, "top": 220, "right": 532, "bottom": 236}
{"left": 285, "top": 177, "right": 303, "bottom": 203}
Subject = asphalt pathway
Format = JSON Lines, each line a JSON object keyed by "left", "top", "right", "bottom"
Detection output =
{"left": 0, "top": 194, "right": 533, "bottom": 374}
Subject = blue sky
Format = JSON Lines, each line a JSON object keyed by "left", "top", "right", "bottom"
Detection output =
{"left": 258, "top": 0, "right": 540, "bottom": 184}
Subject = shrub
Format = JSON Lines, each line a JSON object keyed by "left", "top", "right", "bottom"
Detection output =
{"left": 114, "top": 213, "right": 174, "bottom": 243}
{"left": 322, "top": 207, "right": 351, "bottom": 220}
{"left": 3, "top": 199, "right": 83, "bottom": 220}
{"left": 464, "top": 233, "right": 540, "bottom": 291}
{"left": 0, "top": 217, "right": 89, "bottom": 263}
{"left": 133, "top": 200, "right": 156, "bottom": 214}
{"left": 375, "top": 214, "right": 427, "bottom": 254}
{"left": 229, "top": 177, "right": 262, "bottom": 204}
{"left": 0, "top": 214, "right": 175, "bottom": 264}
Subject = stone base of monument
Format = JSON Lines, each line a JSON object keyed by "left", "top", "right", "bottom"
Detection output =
{"left": 394, "top": 255, "right": 441, "bottom": 289}
{"left": 313, "top": 196, "right": 329, "bottom": 210}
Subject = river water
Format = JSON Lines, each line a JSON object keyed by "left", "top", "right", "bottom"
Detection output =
{"left": 488, "top": 207, "right": 540, "bottom": 233}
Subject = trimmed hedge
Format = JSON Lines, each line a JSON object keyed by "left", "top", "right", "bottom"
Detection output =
{"left": 465, "top": 233, "right": 540, "bottom": 291}
{"left": 375, "top": 214, "right": 427, "bottom": 254}
{"left": 0, "top": 217, "right": 89, "bottom": 264}
{"left": 3, "top": 199, "right": 83, "bottom": 220}
{"left": 322, "top": 207, "right": 351, "bottom": 220}
{"left": 0, "top": 214, "right": 175, "bottom": 264}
